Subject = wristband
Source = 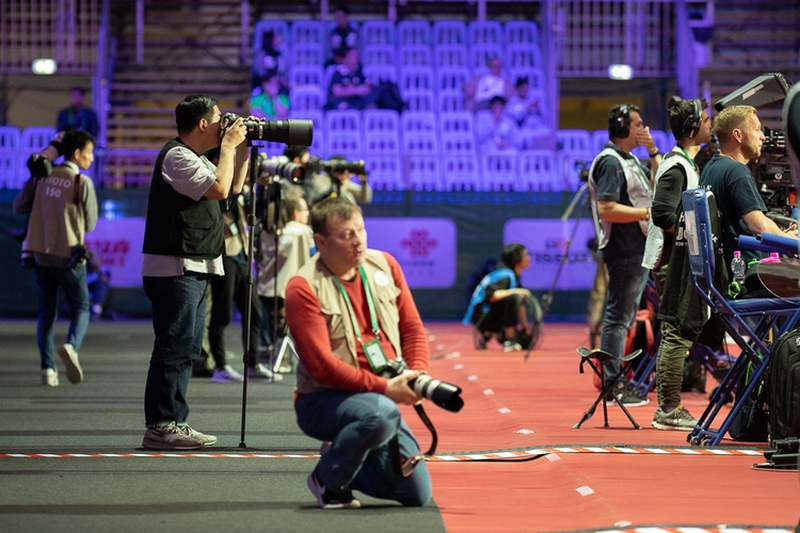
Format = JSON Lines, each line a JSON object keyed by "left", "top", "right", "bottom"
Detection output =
{"left": 649, "top": 149, "right": 660, "bottom": 157}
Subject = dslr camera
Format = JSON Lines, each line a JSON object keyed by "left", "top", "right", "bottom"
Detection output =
{"left": 68, "top": 244, "right": 93, "bottom": 270}
{"left": 220, "top": 113, "right": 314, "bottom": 147}
{"left": 381, "top": 359, "right": 464, "bottom": 413}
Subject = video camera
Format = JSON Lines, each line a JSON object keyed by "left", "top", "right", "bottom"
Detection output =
{"left": 257, "top": 154, "right": 306, "bottom": 183}
{"left": 381, "top": 359, "right": 464, "bottom": 413}
{"left": 221, "top": 113, "right": 314, "bottom": 146}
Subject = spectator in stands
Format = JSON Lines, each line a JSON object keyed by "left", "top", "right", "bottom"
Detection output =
{"left": 324, "top": 49, "right": 405, "bottom": 113}
{"left": 249, "top": 73, "right": 290, "bottom": 120}
{"left": 257, "top": 188, "right": 315, "bottom": 371}
{"left": 311, "top": 155, "right": 372, "bottom": 205}
{"left": 252, "top": 29, "right": 287, "bottom": 90}
{"left": 463, "top": 243, "right": 536, "bottom": 352}
{"left": 463, "top": 56, "right": 514, "bottom": 112}
{"left": 285, "top": 197, "right": 432, "bottom": 509}
{"left": 505, "top": 76, "right": 549, "bottom": 137}
{"left": 13, "top": 130, "right": 98, "bottom": 387}
{"left": 327, "top": 5, "right": 359, "bottom": 66}
{"left": 56, "top": 87, "right": 100, "bottom": 138}
{"left": 587, "top": 103, "right": 660, "bottom": 407}
{"left": 475, "top": 96, "right": 518, "bottom": 153}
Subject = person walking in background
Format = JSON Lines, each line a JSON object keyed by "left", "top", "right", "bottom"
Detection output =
{"left": 140, "top": 95, "right": 251, "bottom": 450}
{"left": 13, "top": 130, "right": 98, "bottom": 387}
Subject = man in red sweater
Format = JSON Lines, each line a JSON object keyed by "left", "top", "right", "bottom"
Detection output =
{"left": 284, "top": 197, "right": 432, "bottom": 509}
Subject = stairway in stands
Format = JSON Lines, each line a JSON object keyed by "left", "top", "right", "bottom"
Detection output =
{"left": 699, "top": 0, "right": 800, "bottom": 127}
{"left": 104, "top": 0, "right": 253, "bottom": 187}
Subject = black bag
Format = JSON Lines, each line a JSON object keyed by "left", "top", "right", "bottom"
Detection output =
{"left": 766, "top": 327, "right": 800, "bottom": 442}
{"left": 728, "top": 366, "right": 769, "bottom": 442}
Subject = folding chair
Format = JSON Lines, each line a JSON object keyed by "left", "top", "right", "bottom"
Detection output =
{"left": 681, "top": 188, "right": 800, "bottom": 445}
{"left": 573, "top": 347, "right": 643, "bottom": 429}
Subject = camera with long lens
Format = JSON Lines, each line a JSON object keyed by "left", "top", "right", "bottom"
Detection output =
{"left": 308, "top": 157, "right": 366, "bottom": 176}
{"left": 257, "top": 153, "right": 306, "bottom": 183}
{"left": 221, "top": 113, "right": 314, "bottom": 146}
{"left": 67, "top": 244, "right": 93, "bottom": 270}
{"left": 381, "top": 359, "right": 464, "bottom": 413}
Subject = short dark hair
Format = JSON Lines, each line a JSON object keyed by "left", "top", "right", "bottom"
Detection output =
{"left": 501, "top": 243, "right": 527, "bottom": 269}
{"left": 284, "top": 145, "right": 310, "bottom": 162}
{"left": 667, "top": 97, "right": 709, "bottom": 141}
{"left": 61, "top": 130, "right": 96, "bottom": 158}
{"left": 489, "top": 96, "right": 506, "bottom": 107}
{"left": 282, "top": 190, "right": 307, "bottom": 223}
{"left": 310, "top": 196, "right": 361, "bottom": 237}
{"left": 175, "top": 94, "right": 218, "bottom": 135}
{"left": 608, "top": 103, "right": 641, "bottom": 139}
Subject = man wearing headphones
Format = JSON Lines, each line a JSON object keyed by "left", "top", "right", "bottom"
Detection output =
{"left": 643, "top": 98, "right": 718, "bottom": 430}
{"left": 588, "top": 103, "right": 660, "bottom": 406}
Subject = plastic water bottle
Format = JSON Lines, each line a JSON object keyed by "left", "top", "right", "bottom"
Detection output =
{"left": 731, "top": 250, "right": 746, "bottom": 284}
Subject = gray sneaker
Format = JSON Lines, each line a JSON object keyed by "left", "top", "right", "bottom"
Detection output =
{"left": 142, "top": 421, "right": 204, "bottom": 450}
{"left": 652, "top": 404, "right": 698, "bottom": 431}
{"left": 57, "top": 343, "right": 83, "bottom": 384}
{"left": 178, "top": 424, "right": 217, "bottom": 446}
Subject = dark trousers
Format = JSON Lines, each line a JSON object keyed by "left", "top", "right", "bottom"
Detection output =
{"left": 208, "top": 256, "right": 262, "bottom": 369}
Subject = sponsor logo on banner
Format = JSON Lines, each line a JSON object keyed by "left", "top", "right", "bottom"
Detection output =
{"left": 85, "top": 217, "right": 145, "bottom": 288}
{"left": 365, "top": 218, "right": 456, "bottom": 288}
{"left": 504, "top": 218, "right": 597, "bottom": 290}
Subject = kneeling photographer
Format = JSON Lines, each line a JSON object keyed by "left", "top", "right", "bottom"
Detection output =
{"left": 13, "top": 129, "right": 98, "bottom": 387}
{"left": 285, "top": 197, "right": 456, "bottom": 509}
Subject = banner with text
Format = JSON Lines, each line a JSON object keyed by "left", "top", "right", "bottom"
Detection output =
{"left": 504, "top": 218, "right": 598, "bottom": 290}
{"left": 85, "top": 217, "right": 145, "bottom": 288}
{"left": 365, "top": 218, "right": 456, "bottom": 289}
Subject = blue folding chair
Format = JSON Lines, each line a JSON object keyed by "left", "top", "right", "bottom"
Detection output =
{"left": 682, "top": 188, "right": 800, "bottom": 445}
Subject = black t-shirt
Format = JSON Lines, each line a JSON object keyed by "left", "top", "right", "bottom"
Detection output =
{"left": 651, "top": 151, "right": 692, "bottom": 266}
{"left": 328, "top": 64, "right": 367, "bottom": 97}
{"left": 699, "top": 154, "right": 767, "bottom": 266}
{"left": 592, "top": 143, "right": 648, "bottom": 261}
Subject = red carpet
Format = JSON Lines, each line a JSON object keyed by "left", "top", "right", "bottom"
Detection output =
{"left": 408, "top": 322, "right": 800, "bottom": 532}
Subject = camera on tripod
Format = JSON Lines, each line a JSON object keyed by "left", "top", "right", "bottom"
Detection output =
{"left": 220, "top": 113, "right": 314, "bottom": 147}
{"left": 750, "top": 126, "right": 795, "bottom": 216}
{"left": 574, "top": 160, "right": 590, "bottom": 183}
{"left": 381, "top": 359, "right": 464, "bottom": 413}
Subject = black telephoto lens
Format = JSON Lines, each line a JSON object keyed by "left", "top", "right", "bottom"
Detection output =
{"left": 243, "top": 119, "right": 314, "bottom": 146}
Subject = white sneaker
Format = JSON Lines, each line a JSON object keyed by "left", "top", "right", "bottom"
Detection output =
{"left": 248, "top": 363, "right": 284, "bottom": 382}
{"left": 41, "top": 368, "right": 59, "bottom": 387}
{"left": 57, "top": 343, "right": 83, "bottom": 383}
{"left": 211, "top": 364, "right": 244, "bottom": 383}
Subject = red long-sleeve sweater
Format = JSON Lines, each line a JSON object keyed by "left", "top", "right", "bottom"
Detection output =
{"left": 285, "top": 252, "right": 429, "bottom": 395}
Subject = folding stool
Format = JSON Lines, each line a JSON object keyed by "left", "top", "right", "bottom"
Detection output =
{"left": 573, "top": 347, "right": 642, "bottom": 429}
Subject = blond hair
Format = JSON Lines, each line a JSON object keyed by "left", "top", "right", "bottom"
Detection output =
{"left": 714, "top": 105, "right": 757, "bottom": 145}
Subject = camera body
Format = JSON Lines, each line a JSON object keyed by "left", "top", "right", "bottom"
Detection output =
{"left": 68, "top": 244, "right": 93, "bottom": 270}
{"left": 381, "top": 359, "right": 464, "bottom": 413}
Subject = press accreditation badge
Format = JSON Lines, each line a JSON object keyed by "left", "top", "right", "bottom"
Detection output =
{"left": 363, "top": 338, "right": 389, "bottom": 373}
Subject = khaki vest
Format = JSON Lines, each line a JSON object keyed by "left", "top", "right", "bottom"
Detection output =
{"left": 294, "top": 249, "right": 403, "bottom": 394}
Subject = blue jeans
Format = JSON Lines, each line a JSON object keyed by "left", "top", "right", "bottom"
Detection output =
{"left": 599, "top": 255, "right": 648, "bottom": 384}
{"left": 34, "top": 264, "right": 90, "bottom": 370}
{"left": 295, "top": 389, "right": 433, "bottom": 507}
{"left": 143, "top": 274, "right": 209, "bottom": 427}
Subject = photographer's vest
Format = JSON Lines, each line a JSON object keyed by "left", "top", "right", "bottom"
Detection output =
{"left": 588, "top": 147, "right": 652, "bottom": 250}
{"left": 642, "top": 152, "right": 698, "bottom": 269}
{"left": 294, "top": 250, "right": 403, "bottom": 395}
{"left": 142, "top": 138, "right": 224, "bottom": 259}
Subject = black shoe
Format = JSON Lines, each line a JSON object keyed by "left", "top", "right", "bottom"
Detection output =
{"left": 604, "top": 382, "right": 649, "bottom": 407}
{"left": 307, "top": 469, "right": 361, "bottom": 509}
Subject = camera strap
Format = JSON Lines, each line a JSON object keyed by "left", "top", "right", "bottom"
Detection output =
{"left": 390, "top": 403, "right": 437, "bottom": 477}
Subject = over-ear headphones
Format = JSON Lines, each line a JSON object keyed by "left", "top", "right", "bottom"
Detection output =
{"left": 669, "top": 96, "right": 703, "bottom": 139}
{"left": 608, "top": 104, "right": 632, "bottom": 139}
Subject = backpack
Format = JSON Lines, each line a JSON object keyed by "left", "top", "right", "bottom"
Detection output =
{"left": 766, "top": 327, "right": 800, "bottom": 442}
{"left": 728, "top": 363, "right": 769, "bottom": 442}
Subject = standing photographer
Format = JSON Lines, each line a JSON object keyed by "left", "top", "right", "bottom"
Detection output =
{"left": 284, "top": 197, "right": 432, "bottom": 509}
{"left": 311, "top": 156, "right": 372, "bottom": 205}
{"left": 13, "top": 129, "right": 98, "bottom": 387}
{"left": 140, "top": 95, "right": 251, "bottom": 450}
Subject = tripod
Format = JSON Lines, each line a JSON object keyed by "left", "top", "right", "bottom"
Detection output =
{"left": 525, "top": 174, "right": 595, "bottom": 361}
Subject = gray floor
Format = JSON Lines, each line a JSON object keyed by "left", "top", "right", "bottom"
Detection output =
{"left": 0, "top": 320, "right": 446, "bottom": 533}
